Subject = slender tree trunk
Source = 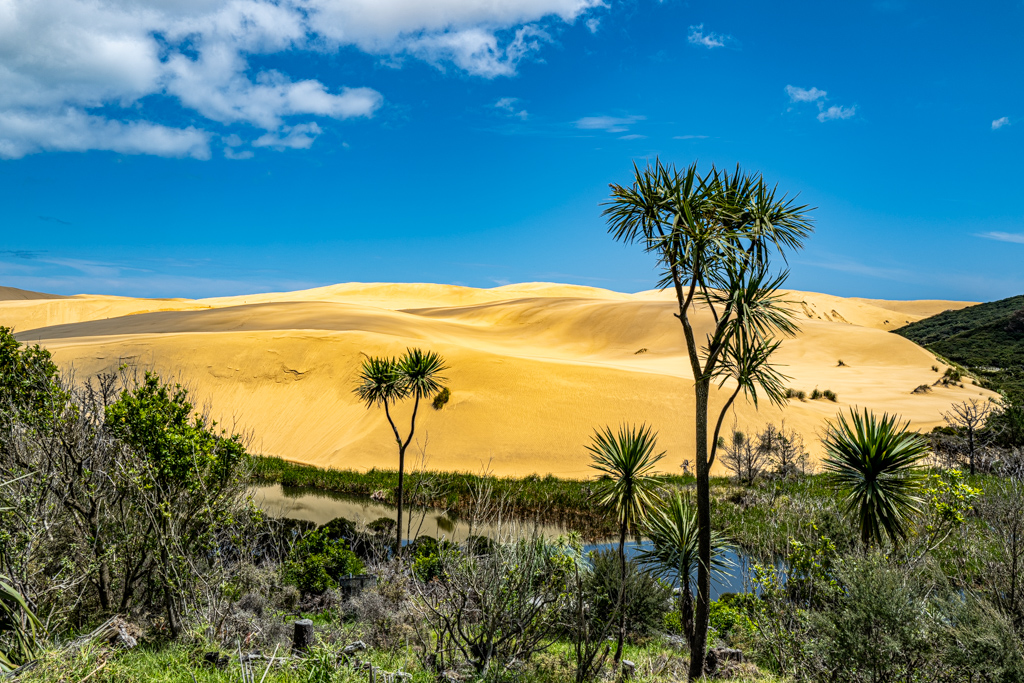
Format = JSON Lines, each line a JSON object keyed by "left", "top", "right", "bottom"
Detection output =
{"left": 396, "top": 444, "right": 406, "bottom": 556}
{"left": 688, "top": 380, "right": 711, "bottom": 682}
{"left": 613, "top": 520, "right": 627, "bottom": 664}
{"left": 968, "top": 429, "right": 975, "bottom": 476}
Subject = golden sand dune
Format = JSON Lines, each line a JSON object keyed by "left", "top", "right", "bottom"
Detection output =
{"left": 3, "top": 283, "right": 992, "bottom": 477}
{"left": 0, "top": 286, "right": 69, "bottom": 301}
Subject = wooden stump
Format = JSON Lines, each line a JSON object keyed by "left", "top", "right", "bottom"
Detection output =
{"left": 292, "top": 619, "right": 314, "bottom": 653}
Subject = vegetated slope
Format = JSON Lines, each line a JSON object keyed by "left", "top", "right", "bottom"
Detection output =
{"left": 895, "top": 295, "right": 1024, "bottom": 397}
{"left": 2, "top": 282, "right": 995, "bottom": 477}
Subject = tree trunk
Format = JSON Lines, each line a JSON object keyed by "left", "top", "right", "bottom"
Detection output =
{"left": 968, "top": 429, "right": 975, "bottom": 476}
{"left": 396, "top": 444, "right": 406, "bottom": 556}
{"left": 613, "top": 520, "right": 627, "bottom": 664}
{"left": 688, "top": 380, "right": 711, "bottom": 682}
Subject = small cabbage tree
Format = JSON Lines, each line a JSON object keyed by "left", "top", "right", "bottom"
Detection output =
{"left": 588, "top": 423, "right": 664, "bottom": 664}
{"left": 355, "top": 348, "right": 448, "bottom": 555}
{"left": 637, "top": 492, "right": 733, "bottom": 653}
{"left": 821, "top": 408, "right": 929, "bottom": 547}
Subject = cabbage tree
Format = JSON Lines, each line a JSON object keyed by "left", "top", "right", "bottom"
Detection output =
{"left": 604, "top": 159, "right": 813, "bottom": 680}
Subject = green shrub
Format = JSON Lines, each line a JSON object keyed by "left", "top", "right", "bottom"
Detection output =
{"left": 822, "top": 389, "right": 837, "bottom": 402}
{"left": 786, "top": 388, "right": 807, "bottom": 401}
{"left": 814, "top": 554, "right": 937, "bottom": 683}
{"left": 284, "top": 528, "right": 365, "bottom": 595}
{"left": 409, "top": 535, "right": 457, "bottom": 582}
{"left": 587, "top": 550, "right": 671, "bottom": 640}
{"left": 432, "top": 387, "right": 451, "bottom": 410}
{"left": 709, "top": 596, "right": 755, "bottom": 643}
{"left": 810, "top": 388, "right": 822, "bottom": 400}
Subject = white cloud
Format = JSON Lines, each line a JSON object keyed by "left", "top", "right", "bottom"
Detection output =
{"left": 978, "top": 231, "right": 1024, "bottom": 244}
{"left": 786, "top": 85, "right": 828, "bottom": 103}
{"left": 586, "top": 17, "right": 601, "bottom": 33}
{"left": 674, "top": 134, "right": 708, "bottom": 140}
{"left": 817, "top": 104, "right": 857, "bottom": 122}
{"left": 575, "top": 115, "right": 645, "bottom": 133}
{"left": 224, "top": 148, "right": 254, "bottom": 160}
{"left": 618, "top": 134, "right": 646, "bottom": 140}
{"left": 992, "top": 116, "right": 1011, "bottom": 130}
{"left": 494, "top": 97, "right": 529, "bottom": 120}
{"left": 252, "top": 123, "right": 322, "bottom": 150}
{"left": 687, "top": 24, "right": 732, "bottom": 49}
{"left": 785, "top": 85, "right": 856, "bottom": 123}
{"left": 0, "top": 109, "right": 210, "bottom": 159}
{"left": 0, "top": 0, "right": 602, "bottom": 159}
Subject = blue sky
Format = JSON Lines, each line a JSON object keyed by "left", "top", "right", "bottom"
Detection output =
{"left": 0, "top": 0, "right": 1021, "bottom": 301}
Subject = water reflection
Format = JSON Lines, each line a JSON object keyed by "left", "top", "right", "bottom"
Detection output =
{"left": 254, "top": 484, "right": 752, "bottom": 599}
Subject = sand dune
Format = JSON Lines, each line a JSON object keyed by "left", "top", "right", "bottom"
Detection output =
{"left": 0, "top": 286, "right": 68, "bottom": 301}
{"left": 2, "top": 283, "right": 992, "bottom": 477}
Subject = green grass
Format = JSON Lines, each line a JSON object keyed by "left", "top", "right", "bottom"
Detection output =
{"left": 19, "top": 635, "right": 782, "bottom": 683}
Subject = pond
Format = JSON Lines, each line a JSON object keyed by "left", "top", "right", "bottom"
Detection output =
{"left": 255, "top": 484, "right": 756, "bottom": 599}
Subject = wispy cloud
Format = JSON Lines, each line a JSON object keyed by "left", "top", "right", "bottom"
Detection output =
{"left": 618, "top": 134, "right": 646, "bottom": 140}
{"left": 586, "top": 17, "right": 600, "bottom": 34}
{"left": 0, "top": 250, "right": 44, "bottom": 260}
{"left": 687, "top": 24, "right": 732, "bottom": 49}
{"left": 818, "top": 104, "right": 856, "bottom": 122}
{"left": 786, "top": 85, "right": 827, "bottom": 103}
{"left": 575, "top": 115, "right": 645, "bottom": 133}
{"left": 494, "top": 97, "right": 529, "bottom": 120}
{"left": 786, "top": 85, "right": 856, "bottom": 122}
{"left": 252, "top": 123, "right": 322, "bottom": 150}
{"left": 38, "top": 215, "right": 71, "bottom": 225}
{"left": 673, "top": 134, "right": 709, "bottom": 140}
{"left": 977, "top": 231, "right": 1024, "bottom": 244}
{"left": 992, "top": 116, "right": 1011, "bottom": 130}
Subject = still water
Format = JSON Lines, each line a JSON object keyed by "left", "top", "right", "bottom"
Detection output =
{"left": 254, "top": 484, "right": 753, "bottom": 598}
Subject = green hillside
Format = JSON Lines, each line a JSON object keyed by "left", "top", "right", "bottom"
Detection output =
{"left": 895, "top": 295, "right": 1024, "bottom": 398}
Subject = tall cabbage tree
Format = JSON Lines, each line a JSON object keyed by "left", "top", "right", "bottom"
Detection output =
{"left": 588, "top": 423, "right": 664, "bottom": 664}
{"left": 821, "top": 408, "right": 928, "bottom": 547}
{"left": 637, "top": 492, "right": 734, "bottom": 653}
{"left": 604, "top": 159, "right": 813, "bottom": 680}
{"left": 355, "top": 348, "right": 448, "bottom": 555}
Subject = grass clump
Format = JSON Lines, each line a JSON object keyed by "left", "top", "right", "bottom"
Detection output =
{"left": 431, "top": 387, "right": 450, "bottom": 410}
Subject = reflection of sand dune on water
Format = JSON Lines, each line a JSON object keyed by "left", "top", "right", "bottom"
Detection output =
{"left": 254, "top": 485, "right": 567, "bottom": 544}
{"left": 2, "top": 282, "right": 991, "bottom": 477}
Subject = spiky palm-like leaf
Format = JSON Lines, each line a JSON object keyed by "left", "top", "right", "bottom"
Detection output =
{"left": 396, "top": 348, "right": 448, "bottom": 401}
{"left": 821, "top": 408, "right": 929, "bottom": 547}
{"left": 588, "top": 424, "right": 665, "bottom": 534}
{"left": 1, "top": 477, "right": 42, "bottom": 672}
{"left": 354, "top": 356, "right": 405, "bottom": 408}
{"left": 0, "top": 575, "right": 41, "bottom": 672}
{"left": 637, "top": 492, "right": 734, "bottom": 589}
